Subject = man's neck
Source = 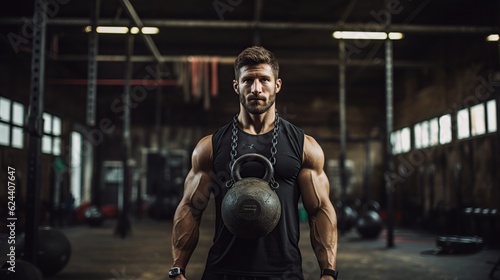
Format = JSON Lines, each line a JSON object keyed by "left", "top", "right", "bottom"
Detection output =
{"left": 237, "top": 109, "right": 276, "bottom": 135}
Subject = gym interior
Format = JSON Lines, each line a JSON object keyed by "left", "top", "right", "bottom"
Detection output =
{"left": 1, "top": 1, "right": 500, "bottom": 279}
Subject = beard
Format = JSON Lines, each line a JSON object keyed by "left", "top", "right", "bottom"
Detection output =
{"left": 239, "top": 90, "right": 277, "bottom": 115}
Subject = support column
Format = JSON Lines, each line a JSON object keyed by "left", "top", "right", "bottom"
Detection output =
{"left": 338, "top": 39, "right": 347, "bottom": 200}
{"left": 24, "top": 0, "right": 47, "bottom": 264}
{"left": 88, "top": 0, "right": 100, "bottom": 207}
{"left": 115, "top": 32, "right": 134, "bottom": 238}
{"left": 384, "top": 35, "right": 395, "bottom": 248}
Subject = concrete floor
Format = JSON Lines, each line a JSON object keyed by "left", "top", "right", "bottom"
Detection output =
{"left": 2, "top": 205, "right": 499, "bottom": 280}
{"left": 33, "top": 210, "right": 498, "bottom": 280}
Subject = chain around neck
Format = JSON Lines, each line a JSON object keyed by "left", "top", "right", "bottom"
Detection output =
{"left": 226, "top": 110, "right": 280, "bottom": 189}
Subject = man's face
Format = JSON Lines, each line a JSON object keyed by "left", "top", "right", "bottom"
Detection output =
{"left": 233, "top": 64, "right": 282, "bottom": 115}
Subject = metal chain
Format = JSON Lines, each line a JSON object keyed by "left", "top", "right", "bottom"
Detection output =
{"left": 269, "top": 111, "right": 280, "bottom": 190}
{"left": 229, "top": 114, "right": 239, "bottom": 169}
{"left": 226, "top": 110, "right": 280, "bottom": 190}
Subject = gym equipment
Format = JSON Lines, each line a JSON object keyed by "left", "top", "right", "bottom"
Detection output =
{"left": 337, "top": 204, "right": 358, "bottom": 233}
{"left": 222, "top": 153, "right": 281, "bottom": 239}
{"left": 84, "top": 205, "right": 106, "bottom": 227}
{"left": 436, "top": 235, "right": 484, "bottom": 254}
{"left": 0, "top": 260, "right": 43, "bottom": 280}
{"left": 16, "top": 226, "right": 71, "bottom": 276}
{"left": 356, "top": 210, "right": 384, "bottom": 239}
{"left": 363, "top": 200, "right": 381, "bottom": 213}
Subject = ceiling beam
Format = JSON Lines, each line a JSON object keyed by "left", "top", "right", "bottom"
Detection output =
{"left": 47, "top": 78, "right": 177, "bottom": 86}
{"left": 52, "top": 54, "right": 434, "bottom": 68}
{"left": 118, "top": 0, "right": 162, "bottom": 63}
{"left": 1, "top": 18, "right": 497, "bottom": 34}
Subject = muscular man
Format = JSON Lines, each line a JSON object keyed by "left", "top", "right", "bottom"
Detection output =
{"left": 170, "top": 46, "right": 338, "bottom": 280}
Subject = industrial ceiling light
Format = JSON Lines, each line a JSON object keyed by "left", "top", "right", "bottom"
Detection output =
{"left": 85, "top": 26, "right": 159, "bottom": 34}
{"left": 387, "top": 32, "right": 404, "bottom": 40}
{"left": 96, "top": 26, "right": 129, "bottom": 34}
{"left": 486, "top": 34, "right": 499, "bottom": 41}
{"left": 332, "top": 31, "right": 404, "bottom": 40}
{"left": 140, "top": 27, "right": 159, "bottom": 34}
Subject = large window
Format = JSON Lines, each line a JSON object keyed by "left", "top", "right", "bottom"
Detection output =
{"left": 403, "top": 101, "right": 496, "bottom": 152}
{"left": 413, "top": 113, "right": 452, "bottom": 149}
{"left": 0, "top": 96, "right": 25, "bottom": 149}
{"left": 456, "top": 100, "right": 496, "bottom": 140}
{"left": 42, "top": 113, "right": 62, "bottom": 155}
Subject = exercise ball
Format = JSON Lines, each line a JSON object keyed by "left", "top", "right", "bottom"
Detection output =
{"left": 338, "top": 205, "right": 358, "bottom": 233}
{"left": 356, "top": 210, "right": 384, "bottom": 239}
{"left": 84, "top": 205, "right": 105, "bottom": 227}
{"left": 16, "top": 226, "right": 72, "bottom": 276}
{"left": 363, "top": 200, "right": 381, "bottom": 213}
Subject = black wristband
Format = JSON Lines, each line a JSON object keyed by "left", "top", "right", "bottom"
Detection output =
{"left": 168, "top": 267, "right": 185, "bottom": 278}
{"left": 321, "top": 268, "right": 338, "bottom": 279}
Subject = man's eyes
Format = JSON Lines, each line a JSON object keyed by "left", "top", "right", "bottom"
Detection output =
{"left": 242, "top": 78, "right": 270, "bottom": 83}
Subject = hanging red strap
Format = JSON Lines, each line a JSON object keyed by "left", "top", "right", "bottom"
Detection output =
{"left": 191, "top": 57, "right": 199, "bottom": 97}
{"left": 211, "top": 58, "right": 218, "bottom": 97}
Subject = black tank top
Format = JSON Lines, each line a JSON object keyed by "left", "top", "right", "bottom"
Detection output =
{"left": 206, "top": 117, "right": 305, "bottom": 277}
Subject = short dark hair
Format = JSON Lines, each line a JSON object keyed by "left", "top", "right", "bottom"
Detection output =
{"left": 234, "top": 46, "right": 279, "bottom": 80}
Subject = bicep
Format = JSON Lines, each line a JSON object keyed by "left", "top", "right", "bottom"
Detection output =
{"left": 298, "top": 167, "right": 331, "bottom": 215}
{"left": 180, "top": 169, "right": 213, "bottom": 216}
{"left": 298, "top": 135, "right": 331, "bottom": 214}
{"left": 177, "top": 135, "right": 214, "bottom": 217}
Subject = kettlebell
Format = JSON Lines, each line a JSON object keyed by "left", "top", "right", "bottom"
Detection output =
{"left": 221, "top": 153, "right": 282, "bottom": 239}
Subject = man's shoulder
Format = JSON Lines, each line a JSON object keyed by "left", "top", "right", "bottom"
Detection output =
{"left": 194, "top": 135, "right": 213, "bottom": 153}
{"left": 302, "top": 134, "right": 324, "bottom": 165}
{"left": 212, "top": 120, "right": 233, "bottom": 136}
{"left": 280, "top": 117, "right": 304, "bottom": 135}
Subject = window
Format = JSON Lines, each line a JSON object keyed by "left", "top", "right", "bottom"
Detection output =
{"left": 71, "top": 131, "right": 82, "bottom": 206}
{"left": 487, "top": 99, "right": 497, "bottom": 133}
{"left": 414, "top": 123, "right": 422, "bottom": 149}
{"left": 390, "top": 131, "right": 397, "bottom": 154}
{"left": 42, "top": 113, "right": 62, "bottom": 155}
{"left": 0, "top": 97, "right": 11, "bottom": 147}
{"left": 429, "top": 118, "right": 439, "bottom": 146}
{"left": 470, "top": 104, "right": 486, "bottom": 136}
{"left": 391, "top": 127, "right": 411, "bottom": 154}
{"left": 457, "top": 108, "right": 470, "bottom": 139}
{"left": 439, "top": 114, "right": 452, "bottom": 144}
{"left": 421, "top": 121, "right": 430, "bottom": 148}
{"left": 390, "top": 132, "right": 396, "bottom": 154}
{"left": 0, "top": 96, "right": 25, "bottom": 149}
{"left": 400, "top": 127, "right": 411, "bottom": 153}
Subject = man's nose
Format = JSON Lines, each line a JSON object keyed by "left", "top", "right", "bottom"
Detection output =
{"left": 251, "top": 79, "right": 262, "bottom": 93}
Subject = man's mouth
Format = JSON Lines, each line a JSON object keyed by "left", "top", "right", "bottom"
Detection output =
{"left": 249, "top": 97, "right": 265, "bottom": 102}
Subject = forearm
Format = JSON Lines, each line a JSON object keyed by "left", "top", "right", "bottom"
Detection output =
{"left": 171, "top": 203, "right": 202, "bottom": 268}
{"left": 309, "top": 206, "right": 338, "bottom": 270}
